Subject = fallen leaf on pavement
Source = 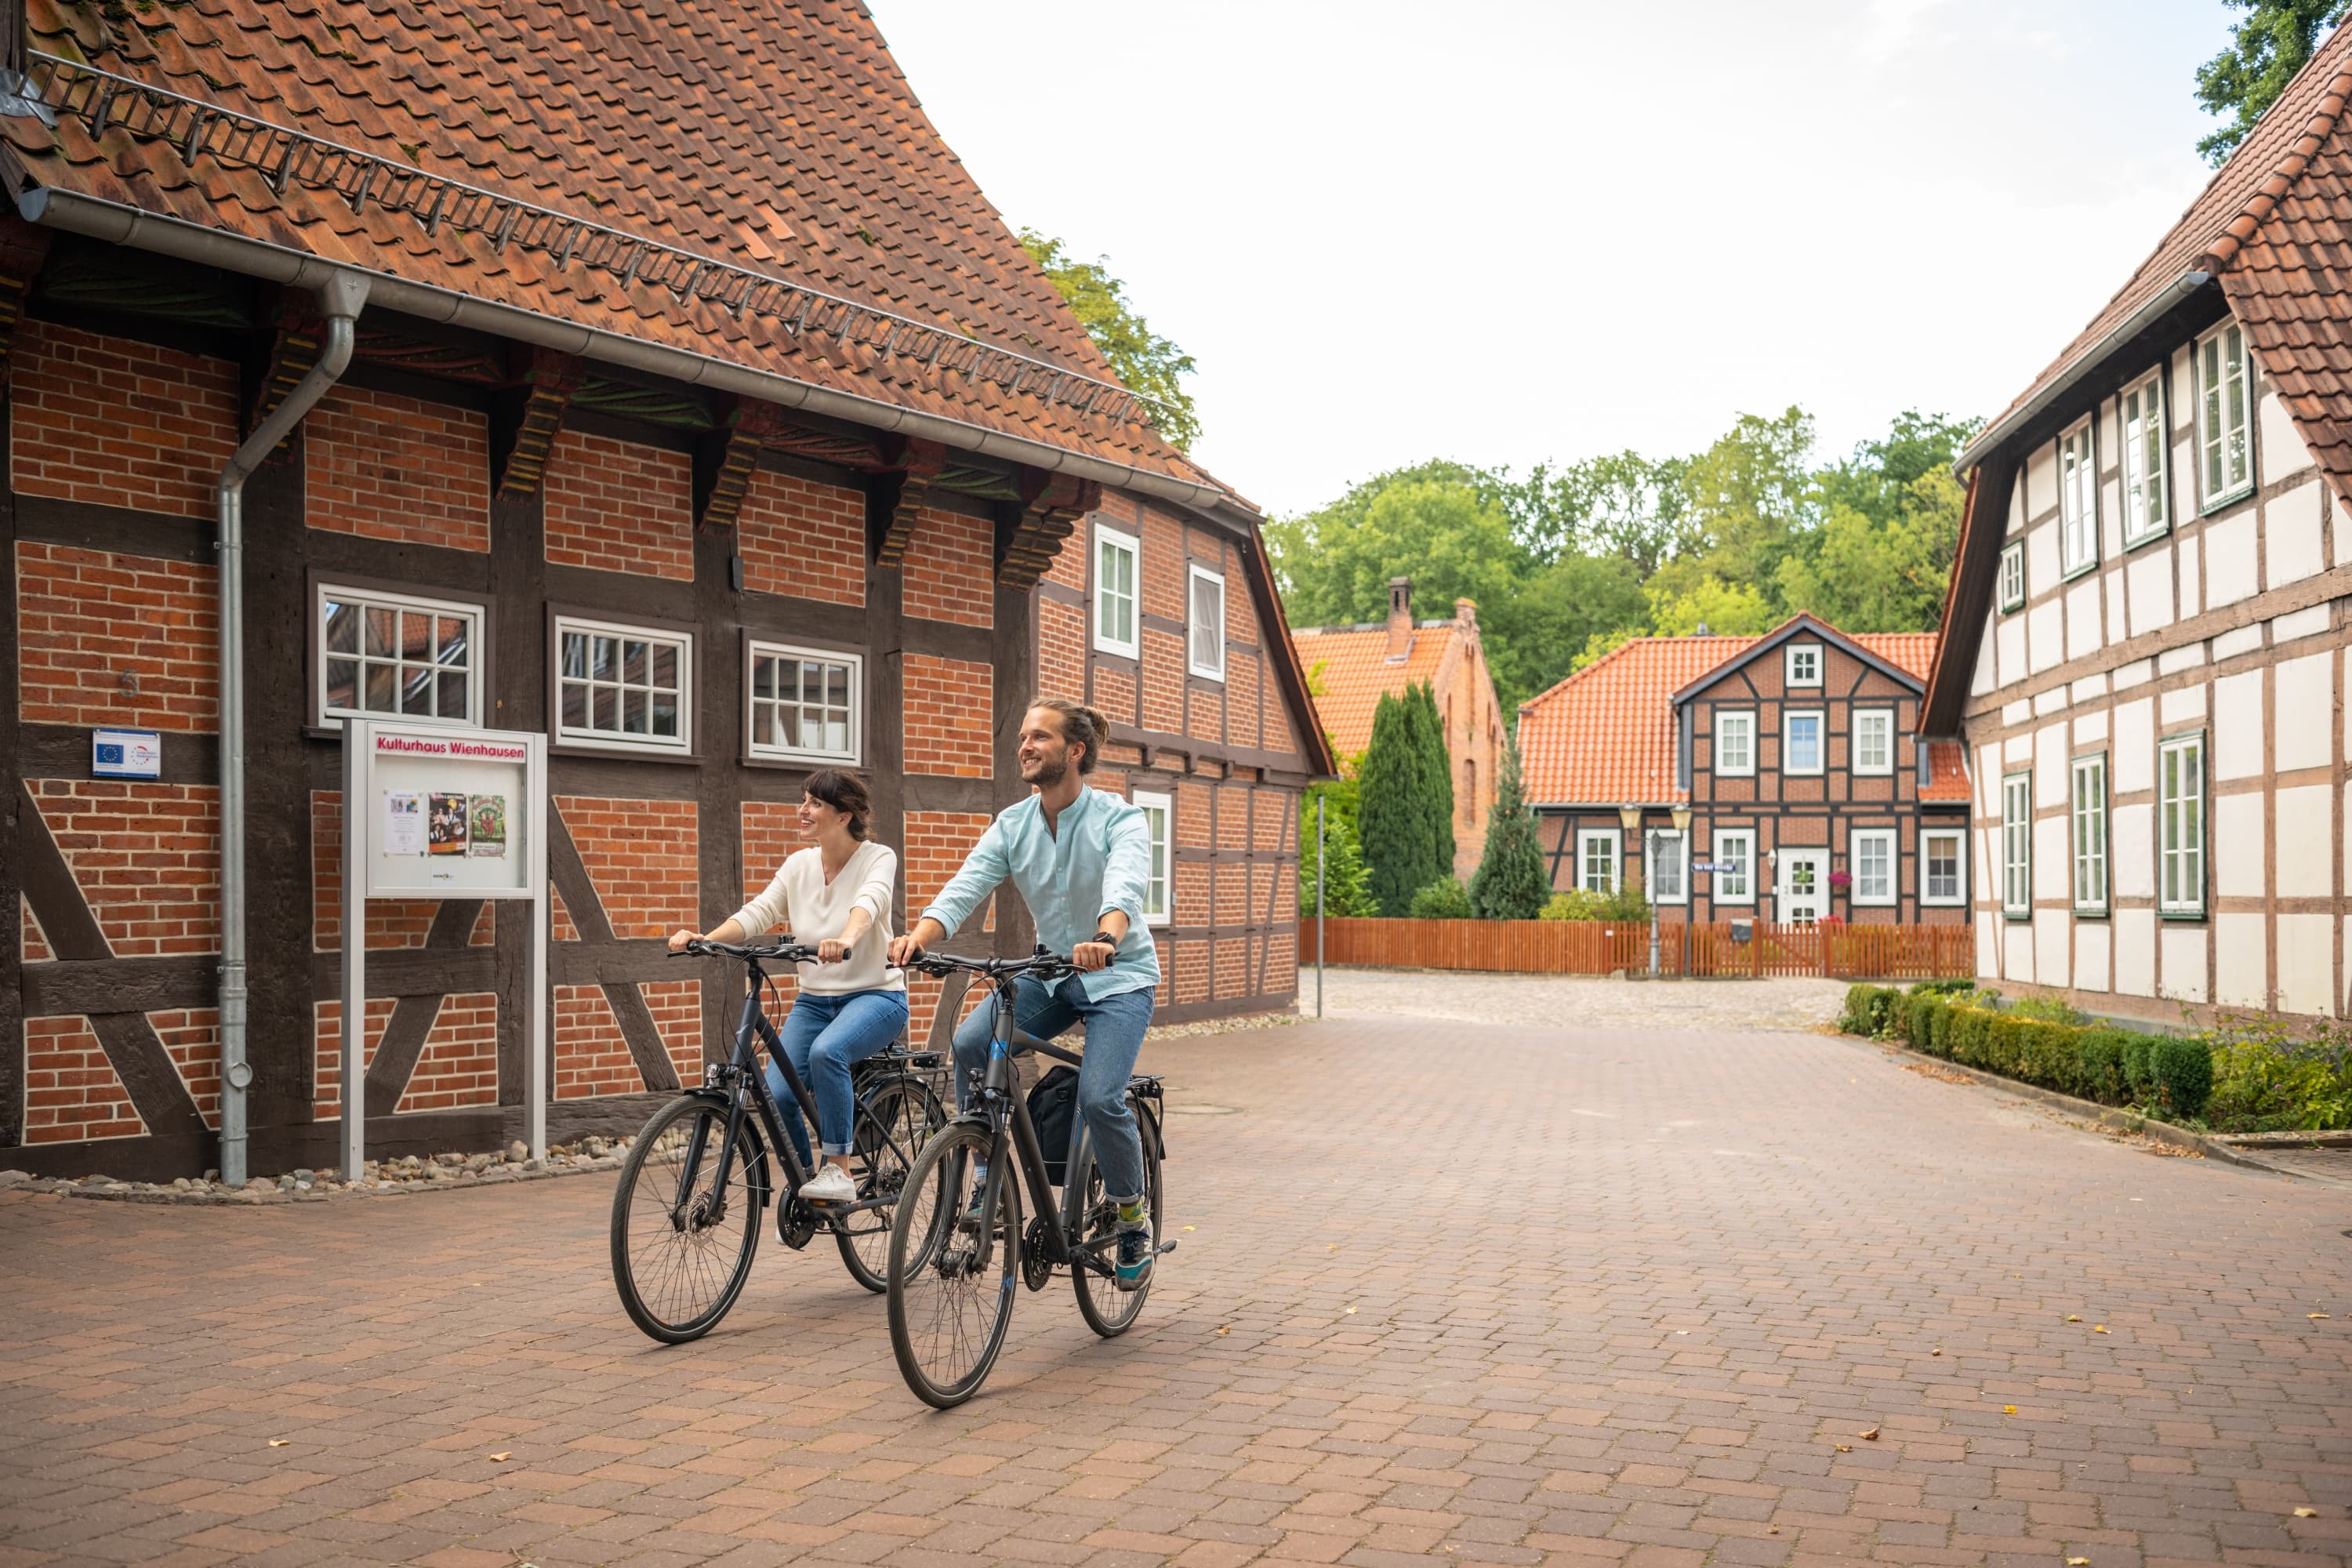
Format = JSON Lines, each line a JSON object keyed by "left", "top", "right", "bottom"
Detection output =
{"left": 2003, "top": 1406, "right": 2018, "bottom": 1414}
{"left": 1345, "top": 1306, "right": 1356, "bottom": 1314}
{"left": 267, "top": 1439, "right": 289, "bottom": 1448}
{"left": 2296, "top": 1508, "right": 2318, "bottom": 1518}
{"left": 1931, "top": 1348, "right": 1943, "bottom": 1356}
{"left": 2309, "top": 1313, "right": 2330, "bottom": 1320}
{"left": 1182, "top": 1225, "right": 1195, "bottom": 1232}
{"left": 1860, "top": 1427, "right": 1880, "bottom": 1440}
{"left": 1217, "top": 1327, "right": 1229, "bottom": 1335}
{"left": 1834, "top": 1443, "right": 1851, "bottom": 1453}
{"left": 2067, "top": 1557, "right": 2089, "bottom": 1565}
{"left": 2093, "top": 1325, "right": 2108, "bottom": 1334}
{"left": 2067, "top": 1315, "right": 2082, "bottom": 1323}
{"left": 489, "top": 1452, "right": 511, "bottom": 1462}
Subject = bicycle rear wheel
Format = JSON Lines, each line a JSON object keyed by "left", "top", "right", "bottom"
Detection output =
{"left": 1070, "top": 1092, "right": 1163, "bottom": 1338}
{"left": 610, "top": 1095, "right": 764, "bottom": 1343}
{"left": 835, "top": 1073, "right": 946, "bottom": 1292}
{"left": 886, "top": 1119, "right": 1020, "bottom": 1408}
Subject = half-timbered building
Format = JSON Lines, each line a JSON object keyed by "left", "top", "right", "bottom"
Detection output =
{"left": 1924, "top": 27, "right": 2352, "bottom": 1027}
{"left": 1519, "top": 618, "right": 1966, "bottom": 924}
{"left": 0, "top": 1, "right": 1329, "bottom": 1181}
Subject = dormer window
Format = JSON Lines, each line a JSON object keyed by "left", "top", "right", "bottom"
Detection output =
{"left": 1785, "top": 644, "right": 1821, "bottom": 687}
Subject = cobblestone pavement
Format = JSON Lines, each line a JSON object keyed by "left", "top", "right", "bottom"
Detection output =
{"left": 1306, "top": 966, "right": 1854, "bottom": 1033}
{"left": 5, "top": 1012, "right": 2351, "bottom": 1568}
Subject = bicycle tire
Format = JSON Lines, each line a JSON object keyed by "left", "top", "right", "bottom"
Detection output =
{"left": 1070, "top": 1090, "right": 1163, "bottom": 1338}
{"left": 886, "top": 1118, "right": 1021, "bottom": 1408}
{"left": 834, "top": 1073, "right": 946, "bottom": 1293}
{"left": 610, "top": 1094, "right": 764, "bottom": 1344}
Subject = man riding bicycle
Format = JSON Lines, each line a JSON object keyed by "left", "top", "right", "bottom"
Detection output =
{"left": 887, "top": 696, "right": 1160, "bottom": 1290}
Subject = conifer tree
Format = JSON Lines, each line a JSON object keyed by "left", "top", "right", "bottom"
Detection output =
{"left": 1469, "top": 737, "right": 1548, "bottom": 920}
{"left": 1360, "top": 684, "right": 1455, "bottom": 914}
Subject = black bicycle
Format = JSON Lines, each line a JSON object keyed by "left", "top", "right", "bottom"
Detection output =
{"left": 608, "top": 938, "right": 946, "bottom": 1343}
{"left": 883, "top": 947, "right": 1169, "bottom": 1408}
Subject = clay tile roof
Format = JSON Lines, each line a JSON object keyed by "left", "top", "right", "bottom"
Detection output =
{"left": 1971, "top": 24, "right": 2352, "bottom": 495}
{"left": 1290, "top": 622, "right": 1457, "bottom": 760}
{"left": 1517, "top": 626, "right": 1939, "bottom": 807}
{"left": 1920, "top": 740, "right": 1971, "bottom": 803}
{"left": 1, "top": 0, "right": 1225, "bottom": 495}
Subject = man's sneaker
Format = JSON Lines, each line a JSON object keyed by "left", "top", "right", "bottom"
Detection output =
{"left": 1115, "top": 1224, "right": 1153, "bottom": 1292}
{"left": 960, "top": 1164, "right": 990, "bottom": 1225}
{"left": 800, "top": 1163, "right": 857, "bottom": 1205}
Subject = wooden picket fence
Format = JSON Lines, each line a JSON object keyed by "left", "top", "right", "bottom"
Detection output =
{"left": 1297, "top": 917, "right": 1973, "bottom": 980}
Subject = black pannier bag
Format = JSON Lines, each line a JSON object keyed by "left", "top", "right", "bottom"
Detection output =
{"left": 1026, "top": 1064, "right": 1080, "bottom": 1185}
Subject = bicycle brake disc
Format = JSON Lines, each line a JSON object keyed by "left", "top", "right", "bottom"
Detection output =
{"left": 1022, "top": 1218, "right": 1054, "bottom": 1290}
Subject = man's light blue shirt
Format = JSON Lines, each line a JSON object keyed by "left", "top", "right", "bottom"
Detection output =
{"left": 920, "top": 787, "right": 1160, "bottom": 1000}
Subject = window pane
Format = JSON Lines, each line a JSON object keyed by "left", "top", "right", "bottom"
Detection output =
{"left": 826, "top": 716, "right": 848, "bottom": 754}
{"left": 827, "top": 664, "right": 849, "bottom": 710}
{"left": 562, "top": 681, "right": 590, "bottom": 731}
{"left": 622, "top": 688, "right": 647, "bottom": 733}
{"left": 326, "top": 601, "right": 359, "bottom": 655}
{"left": 437, "top": 616, "right": 468, "bottom": 665}
{"left": 593, "top": 685, "right": 617, "bottom": 731}
{"left": 365, "top": 662, "right": 397, "bottom": 712}
{"left": 752, "top": 657, "right": 776, "bottom": 702}
{"left": 365, "top": 605, "right": 396, "bottom": 659}
{"left": 593, "top": 636, "right": 618, "bottom": 681}
{"left": 622, "top": 640, "right": 648, "bottom": 685}
{"left": 437, "top": 670, "right": 466, "bottom": 719}
{"left": 400, "top": 612, "right": 433, "bottom": 662}
{"left": 401, "top": 666, "right": 432, "bottom": 716}
{"left": 562, "top": 633, "right": 588, "bottom": 680}
{"left": 325, "top": 658, "right": 358, "bottom": 712}
{"left": 651, "top": 644, "right": 677, "bottom": 691}
{"left": 651, "top": 692, "right": 678, "bottom": 738}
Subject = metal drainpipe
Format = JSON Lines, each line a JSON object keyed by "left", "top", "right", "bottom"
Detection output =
{"left": 216, "top": 271, "right": 370, "bottom": 1188}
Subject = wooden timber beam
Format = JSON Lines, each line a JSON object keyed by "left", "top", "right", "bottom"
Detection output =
{"left": 869, "top": 435, "right": 949, "bottom": 566}
{"left": 999, "top": 470, "right": 1100, "bottom": 589}
{"left": 489, "top": 347, "right": 587, "bottom": 499}
{"left": 0, "top": 214, "right": 50, "bottom": 384}
{"left": 692, "top": 397, "right": 793, "bottom": 535}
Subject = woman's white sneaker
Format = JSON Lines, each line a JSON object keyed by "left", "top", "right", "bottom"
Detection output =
{"left": 800, "top": 1164, "right": 858, "bottom": 1204}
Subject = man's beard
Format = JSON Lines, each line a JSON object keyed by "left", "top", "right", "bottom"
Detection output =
{"left": 1021, "top": 752, "right": 1068, "bottom": 786}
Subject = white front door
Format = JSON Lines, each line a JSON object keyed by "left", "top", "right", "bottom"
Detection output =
{"left": 1780, "top": 851, "right": 1826, "bottom": 924}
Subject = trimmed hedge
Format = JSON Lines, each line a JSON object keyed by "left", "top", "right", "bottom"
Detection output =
{"left": 1839, "top": 983, "right": 2212, "bottom": 1120}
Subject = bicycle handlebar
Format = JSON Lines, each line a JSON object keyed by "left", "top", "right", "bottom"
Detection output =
{"left": 904, "top": 944, "right": 1079, "bottom": 982}
{"left": 666, "top": 937, "right": 840, "bottom": 964}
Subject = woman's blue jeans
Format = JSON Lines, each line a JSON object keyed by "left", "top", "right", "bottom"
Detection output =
{"left": 764, "top": 988, "right": 909, "bottom": 1165}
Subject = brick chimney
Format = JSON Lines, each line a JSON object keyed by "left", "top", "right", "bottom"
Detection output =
{"left": 1454, "top": 597, "right": 1476, "bottom": 628}
{"left": 1385, "top": 576, "right": 1413, "bottom": 660}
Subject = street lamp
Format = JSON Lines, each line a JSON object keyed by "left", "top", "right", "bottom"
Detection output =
{"left": 1633, "top": 803, "right": 1696, "bottom": 976}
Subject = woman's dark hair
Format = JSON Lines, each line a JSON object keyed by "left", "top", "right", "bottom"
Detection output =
{"left": 802, "top": 769, "right": 872, "bottom": 840}
{"left": 1027, "top": 695, "right": 1112, "bottom": 775}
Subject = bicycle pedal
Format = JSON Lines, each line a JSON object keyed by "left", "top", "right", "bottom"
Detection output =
{"left": 1153, "top": 1238, "right": 1178, "bottom": 1257}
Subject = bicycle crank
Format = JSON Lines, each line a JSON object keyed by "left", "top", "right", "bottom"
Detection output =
{"left": 1022, "top": 1218, "right": 1054, "bottom": 1290}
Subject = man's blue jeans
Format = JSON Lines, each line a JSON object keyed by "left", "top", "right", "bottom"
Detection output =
{"left": 951, "top": 978, "right": 1152, "bottom": 1200}
{"left": 765, "top": 989, "right": 909, "bottom": 1166}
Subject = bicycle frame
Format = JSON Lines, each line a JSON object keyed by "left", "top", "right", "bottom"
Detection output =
{"left": 964, "top": 977, "right": 1121, "bottom": 1280}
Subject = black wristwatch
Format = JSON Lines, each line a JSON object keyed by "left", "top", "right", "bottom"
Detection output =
{"left": 1090, "top": 929, "right": 1120, "bottom": 949}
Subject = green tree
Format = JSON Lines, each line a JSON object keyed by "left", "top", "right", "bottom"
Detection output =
{"left": 1680, "top": 407, "right": 1818, "bottom": 593}
{"left": 1357, "top": 684, "right": 1454, "bottom": 915}
{"left": 1265, "top": 472, "right": 1521, "bottom": 630}
{"left": 1019, "top": 230, "right": 1200, "bottom": 450}
{"left": 1486, "top": 550, "right": 1649, "bottom": 709}
{"left": 2195, "top": 1, "right": 2350, "bottom": 165}
{"left": 1645, "top": 574, "right": 1776, "bottom": 636}
{"left": 1298, "top": 795, "right": 1376, "bottom": 917}
{"left": 1468, "top": 739, "right": 1548, "bottom": 920}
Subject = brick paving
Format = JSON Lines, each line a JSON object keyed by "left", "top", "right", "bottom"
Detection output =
{"left": 4, "top": 1007, "right": 2351, "bottom": 1567}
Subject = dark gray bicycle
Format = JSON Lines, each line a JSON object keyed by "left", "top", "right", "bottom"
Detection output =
{"left": 608, "top": 937, "right": 945, "bottom": 1343}
{"left": 884, "top": 947, "right": 1170, "bottom": 1408}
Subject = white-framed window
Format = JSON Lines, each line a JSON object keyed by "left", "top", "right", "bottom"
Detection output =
{"left": 2121, "top": 371, "right": 2169, "bottom": 546}
{"left": 317, "top": 582, "right": 484, "bottom": 728}
{"left": 1785, "top": 644, "right": 1821, "bottom": 687}
{"left": 1187, "top": 563, "right": 1225, "bottom": 680}
{"left": 1714, "top": 710, "right": 1755, "bottom": 776}
{"left": 2197, "top": 320, "right": 2252, "bottom": 506}
{"left": 1999, "top": 540, "right": 2026, "bottom": 612}
{"left": 1850, "top": 829, "right": 1896, "bottom": 906}
{"left": 2059, "top": 416, "right": 2098, "bottom": 577}
{"left": 1131, "top": 789, "right": 1171, "bottom": 926}
{"left": 1577, "top": 829, "right": 1619, "bottom": 895}
{"left": 1784, "top": 710, "right": 1824, "bottom": 775}
{"left": 2002, "top": 771, "right": 2032, "bottom": 919}
{"left": 1921, "top": 827, "right": 1965, "bottom": 906}
{"left": 1093, "top": 524, "right": 1139, "bottom": 659}
{"left": 746, "top": 641, "right": 861, "bottom": 764}
{"left": 1711, "top": 829, "right": 1754, "bottom": 903}
{"left": 2071, "top": 752, "right": 2108, "bottom": 914}
{"left": 554, "top": 614, "right": 691, "bottom": 754}
{"left": 1853, "top": 708, "right": 1893, "bottom": 775}
{"left": 2158, "top": 731, "right": 2206, "bottom": 917}
{"left": 1646, "top": 829, "right": 1687, "bottom": 905}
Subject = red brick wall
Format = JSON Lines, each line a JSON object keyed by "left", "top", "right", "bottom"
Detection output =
{"left": 22, "top": 898, "right": 53, "bottom": 963}
{"left": 312, "top": 790, "right": 437, "bottom": 951}
{"left": 153, "top": 1007, "right": 222, "bottom": 1131}
{"left": 22, "top": 1016, "right": 143, "bottom": 1142}
{"left": 903, "top": 506, "right": 993, "bottom": 628}
{"left": 1141, "top": 629, "right": 1184, "bottom": 732}
{"left": 739, "top": 469, "right": 864, "bottom": 605}
{"left": 742, "top": 801, "right": 798, "bottom": 909}
{"left": 311, "top": 994, "right": 497, "bottom": 1119}
{"left": 554, "top": 797, "right": 699, "bottom": 938}
{"left": 1214, "top": 936, "right": 1249, "bottom": 999}
{"left": 314, "top": 997, "right": 391, "bottom": 1121}
{"left": 1172, "top": 940, "right": 1209, "bottom": 1005}
{"left": 10, "top": 319, "right": 238, "bottom": 517}
{"left": 543, "top": 429, "right": 693, "bottom": 581}
{"left": 1039, "top": 596, "right": 1084, "bottom": 701}
{"left": 1140, "top": 510, "right": 1187, "bottom": 619}
{"left": 16, "top": 543, "right": 218, "bottom": 731}
{"left": 905, "top": 808, "right": 993, "bottom": 1031}
{"left": 307, "top": 385, "right": 490, "bottom": 551}
{"left": 903, "top": 655, "right": 993, "bottom": 777}
{"left": 554, "top": 981, "right": 713, "bottom": 1100}
{"left": 30, "top": 780, "right": 218, "bottom": 957}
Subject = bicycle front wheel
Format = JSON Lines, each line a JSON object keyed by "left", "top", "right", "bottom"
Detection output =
{"left": 1070, "top": 1092, "right": 1163, "bottom": 1338}
{"left": 610, "top": 1095, "right": 764, "bottom": 1343}
{"left": 886, "top": 1118, "right": 1020, "bottom": 1408}
{"left": 836, "top": 1073, "right": 946, "bottom": 1292}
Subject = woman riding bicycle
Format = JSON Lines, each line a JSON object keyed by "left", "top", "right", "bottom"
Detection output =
{"left": 666, "top": 769, "right": 906, "bottom": 1207}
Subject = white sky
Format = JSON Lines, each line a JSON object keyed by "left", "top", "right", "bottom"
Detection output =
{"left": 868, "top": 1, "right": 2241, "bottom": 517}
